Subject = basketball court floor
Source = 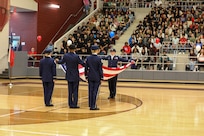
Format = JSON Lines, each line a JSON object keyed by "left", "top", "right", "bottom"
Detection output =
{"left": 0, "top": 79, "right": 204, "bottom": 136}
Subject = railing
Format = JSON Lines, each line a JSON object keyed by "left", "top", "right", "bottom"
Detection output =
{"left": 103, "top": 0, "right": 203, "bottom": 9}
{"left": 43, "top": 6, "right": 84, "bottom": 53}
{"left": 160, "top": 1, "right": 203, "bottom": 9}
{"left": 53, "top": 8, "right": 100, "bottom": 53}
{"left": 27, "top": 51, "right": 203, "bottom": 72}
{"left": 51, "top": 6, "right": 84, "bottom": 42}
{"left": 51, "top": 0, "right": 103, "bottom": 53}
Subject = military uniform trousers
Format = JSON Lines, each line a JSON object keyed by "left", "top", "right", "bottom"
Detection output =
{"left": 108, "top": 75, "right": 118, "bottom": 98}
{"left": 88, "top": 80, "right": 100, "bottom": 109}
{"left": 43, "top": 82, "right": 54, "bottom": 105}
{"left": 68, "top": 81, "right": 79, "bottom": 107}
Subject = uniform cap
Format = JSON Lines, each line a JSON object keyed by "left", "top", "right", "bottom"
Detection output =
{"left": 69, "top": 44, "right": 76, "bottom": 49}
{"left": 110, "top": 48, "right": 116, "bottom": 52}
{"left": 43, "top": 49, "right": 52, "bottom": 54}
{"left": 91, "top": 45, "right": 99, "bottom": 50}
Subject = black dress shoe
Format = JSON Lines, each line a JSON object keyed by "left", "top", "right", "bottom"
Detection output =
{"left": 90, "top": 107, "right": 100, "bottom": 110}
{"left": 70, "top": 106, "right": 80, "bottom": 109}
{"left": 46, "top": 104, "right": 54, "bottom": 107}
{"left": 108, "top": 96, "right": 115, "bottom": 99}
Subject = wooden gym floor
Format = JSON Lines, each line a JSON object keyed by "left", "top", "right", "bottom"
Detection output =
{"left": 0, "top": 79, "right": 204, "bottom": 136}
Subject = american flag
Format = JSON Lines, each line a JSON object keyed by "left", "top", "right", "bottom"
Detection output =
{"left": 60, "top": 63, "right": 131, "bottom": 81}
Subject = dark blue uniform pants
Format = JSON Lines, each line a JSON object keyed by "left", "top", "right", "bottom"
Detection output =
{"left": 88, "top": 81, "right": 100, "bottom": 109}
{"left": 68, "top": 81, "right": 79, "bottom": 107}
{"left": 43, "top": 82, "right": 54, "bottom": 105}
{"left": 108, "top": 75, "right": 118, "bottom": 98}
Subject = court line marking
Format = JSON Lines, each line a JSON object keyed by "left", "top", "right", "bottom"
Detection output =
{"left": 0, "top": 110, "right": 26, "bottom": 118}
{"left": 0, "top": 92, "right": 106, "bottom": 117}
{"left": 0, "top": 128, "right": 70, "bottom": 136}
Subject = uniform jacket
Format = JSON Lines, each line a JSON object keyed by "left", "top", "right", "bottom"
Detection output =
{"left": 85, "top": 54, "right": 103, "bottom": 82}
{"left": 102, "top": 55, "right": 129, "bottom": 68}
{"left": 39, "top": 57, "right": 56, "bottom": 82}
{"left": 58, "top": 52, "right": 85, "bottom": 82}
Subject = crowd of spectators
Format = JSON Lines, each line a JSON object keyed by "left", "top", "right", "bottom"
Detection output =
{"left": 103, "top": 0, "right": 156, "bottom": 9}
{"left": 58, "top": 7, "right": 135, "bottom": 58}
{"left": 124, "top": 4, "right": 204, "bottom": 70}
{"left": 54, "top": 1, "right": 204, "bottom": 71}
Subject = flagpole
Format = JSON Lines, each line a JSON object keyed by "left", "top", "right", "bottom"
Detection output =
{"left": 8, "top": 45, "right": 14, "bottom": 87}
{"left": 8, "top": 63, "right": 13, "bottom": 87}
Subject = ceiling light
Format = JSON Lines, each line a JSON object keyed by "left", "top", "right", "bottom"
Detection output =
{"left": 50, "top": 4, "right": 60, "bottom": 9}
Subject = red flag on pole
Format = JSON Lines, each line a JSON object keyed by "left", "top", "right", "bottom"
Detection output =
{"left": 8, "top": 46, "right": 15, "bottom": 67}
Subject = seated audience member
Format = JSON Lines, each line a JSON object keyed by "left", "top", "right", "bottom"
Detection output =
{"left": 117, "top": 22, "right": 126, "bottom": 36}
{"left": 46, "top": 42, "right": 54, "bottom": 52}
{"left": 153, "top": 37, "right": 162, "bottom": 55}
{"left": 179, "top": 34, "right": 187, "bottom": 54}
{"left": 171, "top": 35, "right": 180, "bottom": 54}
{"left": 83, "top": 0, "right": 90, "bottom": 15}
{"left": 119, "top": 49, "right": 128, "bottom": 66}
{"left": 155, "top": 0, "right": 162, "bottom": 7}
{"left": 52, "top": 47, "right": 60, "bottom": 59}
{"left": 77, "top": 47, "right": 89, "bottom": 60}
{"left": 192, "top": 44, "right": 199, "bottom": 55}
{"left": 129, "top": 34, "right": 136, "bottom": 46}
{"left": 195, "top": 39, "right": 203, "bottom": 48}
{"left": 122, "top": 42, "right": 131, "bottom": 55}
{"left": 159, "top": 51, "right": 172, "bottom": 70}
{"left": 130, "top": 39, "right": 137, "bottom": 48}
{"left": 131, "top": 47, "right": 140, "bottom": 69}
{"left": 109, "top": 22, "right": 117, "bottom": 33}
{"left": 16, "top": 41, "right": 22, "bottom": 51}
{"left": 138, "top": 48, "right": 149, "bottom": 70}
{"left": 162, "top": 34, "right": 171, "bottom": 53}
{"left": 28, "top": 47, "right": 37, "bottom": 67}
{"left": 131, "top": 43, "right": 139, "bottom": 53}
{"left": 189, "top": 49, "right": 197, "bottom": 71}
{"left": 200, "top": 33, "right": 204, "bottom": 44}
{"left": 60, "top": 37, "right": 68, "bottom": 54}
{"left": 63, "top": 48, "right": 68, "bottom": 54}
{"left": 197, "top": 48, "right": 204, "bottom": 71}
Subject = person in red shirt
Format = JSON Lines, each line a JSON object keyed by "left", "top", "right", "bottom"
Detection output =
{"left": 122, "top": 42, "right": 131, "bottom": 55}
{"left": 189, "top": 22, "right": 198, "bottom": 31}
{"left": 179, "top": 34, "right": 187, "bottom": 54}
{"left": 28, "top": 47, "right": 37, "bottom": 66}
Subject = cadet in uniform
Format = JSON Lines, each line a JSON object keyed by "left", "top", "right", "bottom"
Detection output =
{"left": 85, "top": 45, "right": 103, "bottom": 110}
{"left": 102, "top": 48, "right": 133, "bottom": 99}
{"left": 57, "top": 44, "right": 85, "bottom": 108}
{"left": 39, "top": 49, "right": 56, "bottom": 106}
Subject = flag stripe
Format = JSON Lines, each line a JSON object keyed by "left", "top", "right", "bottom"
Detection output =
{"left": 60, "top": 63, "right": 131, "bottom": 81}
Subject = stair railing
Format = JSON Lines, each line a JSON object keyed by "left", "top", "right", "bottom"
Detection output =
{"left": 52, "top": 0, "right": 104, "bottom": 52}
{"left": 51, "top": 6, "right": 84, "bottom": 43}
{"left": 42, "top": 6, "right": 84, "bottom": 53}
